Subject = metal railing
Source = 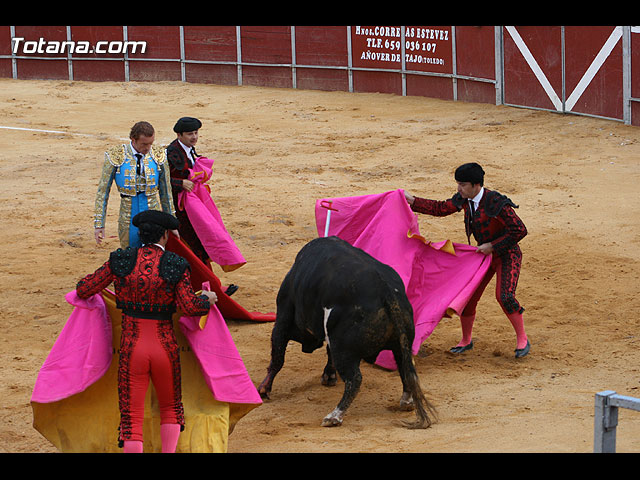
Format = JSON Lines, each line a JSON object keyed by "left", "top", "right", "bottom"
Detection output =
{"left": 594, "top": 390, "right": 640, "bottom": 453}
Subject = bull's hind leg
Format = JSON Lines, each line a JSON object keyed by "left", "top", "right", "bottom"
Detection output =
{"left": 321, "top": 352, "right": 362, "bottom": 427}
{"left": 321, "top": 346, "right": 337, "bottom": 387}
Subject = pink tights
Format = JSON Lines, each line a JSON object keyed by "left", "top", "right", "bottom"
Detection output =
{"left": 122, "top": 424, "right": 181, "bottom": 453}
{"left": 457, "top": 311, "right": 528, "bottom": 350}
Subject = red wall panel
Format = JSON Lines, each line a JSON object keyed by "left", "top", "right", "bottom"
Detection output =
{"left": 17, "top": 59, "right": 68, "bottom": 80}
{"left": 455, "top": 26, "right": 495, "bottom": 80}
{"left": 633, "top": 29, "right": 640, "bottom": 126}
{"left": 185, "top": 63, "right": 238, "bottom": 86}
{"left": 72, "top": 60, "right": 125, "bottom": 82}
{"left": 0, "top": 59, "right": 11, "bottom": 78}
{"left": 126, "top": 26, "right": 180, "bottom": 60}
{"left": 129, "top": 61, "right": 182, "bottom": 82}
{"left": 12, "top": 26, "right": 69, "bottom": 80}
{"left": 0, "top": 26, "right": 12, "bottom": 77}
{"left": 406, "top": 74, "right": 453, "bottom": 100}
{"left": 239, "top": 26, "right": 292, "bottom": 88}
{"left": 353, "top": 70, "right": 402, "bottom": 95}
{"left": 456, "top": 78, "right": 496, "bottom": 104}
{"left": 240, "top": 26, "right": 291, "bottom": 64}
{"left": 1, "top": 26, "right": 13, "bottom": 55}
{"left": 296, "top": 67, "right": 349, "bottom": 92}
{"left": 184, "top": 26, "right": 237, "bottom": 63}
{"left": 126, "top": 26, "right": 181, "bottom": 82}
{"left": 70, "top": 26, "right": 124, "bottom": 59}
{"left": 295, "top": 26, "right": 348, "bottom": 67}
{"left": 632, "top": 30, "right": 640, "bottom": 100}
{"left": 68, "top": 25, "right": 126, "bottom": 81}
{"left": 503, "top": 26, "right": 563, "bottom": 111}
{"left": 293, "top": 26, "right": 349, "bottom": 91}
{"left": 565, "top": 26, "right": 623, "bottom": 120}
{"left": 242, "top": 65, "right": 292, "bottom": 89}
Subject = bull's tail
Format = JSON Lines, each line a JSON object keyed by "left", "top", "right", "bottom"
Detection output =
{"left": 385, "top": 296, "right": 437, "bottom": 429}
{"left": 400, "top": 361, "right": 438, "bottom": 429}
{"left": 394, "top": 322, "right": 438, "bottom": 429}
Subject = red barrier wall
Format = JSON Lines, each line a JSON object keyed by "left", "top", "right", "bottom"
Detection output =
{"left": 564, "top": 26, "right": 623, "bottom": 120}
{"left": 633, "top": 30, "right": 640, "bottom": 125}
{"left": 1, "top": 26, "right": 637, "bottom": 126}
{"left": 502, "top": 26, "right": 635, "bottom": 124}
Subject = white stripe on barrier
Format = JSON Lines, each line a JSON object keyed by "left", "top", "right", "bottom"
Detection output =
{"left": 505, "top": 26, "right": 563, "bottom": 112}
{"left": 565, "top": 26, "right": 622, "bottom": 112}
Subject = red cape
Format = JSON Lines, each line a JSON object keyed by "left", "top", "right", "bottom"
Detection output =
{"left": 166, "top": 234, "right": 275, "bottom": 322}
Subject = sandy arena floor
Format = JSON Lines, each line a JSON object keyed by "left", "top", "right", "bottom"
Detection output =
{"left": 1, "top": 78, "right": 639, "bottom": 453}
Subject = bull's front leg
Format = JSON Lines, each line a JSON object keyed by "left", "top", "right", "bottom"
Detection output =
{"left": 257, "top": 320, "right": 290, "bottom": 399}
{"left": 321, "top": 361, "right": 362, "bottom": 427}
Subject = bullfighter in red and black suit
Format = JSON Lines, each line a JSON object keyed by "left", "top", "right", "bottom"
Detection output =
{"left": 405, "top": 163, "right": 530, "bottom": 358}
{"left": 76, "top": 210, "right": 218, "bottom": 453}
{"left": 166, "top": 117, "right": 238, "bottom": 296}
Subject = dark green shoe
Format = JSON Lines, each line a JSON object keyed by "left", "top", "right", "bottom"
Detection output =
{"left": 515, "top": 340, "right": 530, "bottom": 358}
{"left": 449, "top": 341, "right": 473, "bottom": 354}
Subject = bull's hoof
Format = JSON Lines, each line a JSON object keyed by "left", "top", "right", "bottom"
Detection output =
{"left": 321, "top": 372, "right": 337, "bottom": 387}
{"left": 321, "top": 417, "right": 343, "bottom": 427}
{"left": 321, "top": 409, "right": 344, "bottom": 427}
{"left": 257, "top": 384, "right": 271, "bottom": 400}
{"left": 399, "top": 392, "right": 414, "bottom": 411}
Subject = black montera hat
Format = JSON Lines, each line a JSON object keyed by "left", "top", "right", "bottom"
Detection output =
{"left": 132, "top": 210, "right": 179, "bottom": 230}
{"left": 173, "top": 117, "right": 202, "bottom": 133}
{"left": 455, "top": 163, "right": 485, "bottom": 184}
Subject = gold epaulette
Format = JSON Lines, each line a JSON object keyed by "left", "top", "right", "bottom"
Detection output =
{"left": 105, "top": 145, "right": 126, "bottom": 167}
{"left": 152, "top": 145, "right": 166, "bottom": 165}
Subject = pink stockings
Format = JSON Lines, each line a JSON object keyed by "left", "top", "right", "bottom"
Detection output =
{"left": 160, "top": 424, "right": 181, "bottom": 453}
{"left": 506, "top": 311, "right": 528, "bottom": 350}
{"left": 123, "top": 424, "right": 181, "bottom": 453}
{"left": 123, "top": 440, "right": 143, "bottom": 453}
{"left": 456, "top": 254, "right": 528, "bottom": 350}
{"left": 456, "top": 311, "right": 528, "bottom": 350}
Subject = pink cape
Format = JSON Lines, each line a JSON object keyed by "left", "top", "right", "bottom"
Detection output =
{"left": 31, "top": 290, "right": 261, "bottom": 407}
{"left": 315, "top": 189, "right": 491, "bottom": 370}
{"left": 178, "top": 156, "right": 246, "bottom": 272}
{"left": 31, "top": 290, "right": 112, "bottom": 403}
{"left": 179, "top": 308, "right": 262, "bottom": 405}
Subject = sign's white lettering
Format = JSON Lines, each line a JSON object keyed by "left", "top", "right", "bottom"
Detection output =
{"left": 405, "top": 27, "right": 449, "bottom": 41}
{"left": 353, "top": 25, "right": 450, "bottom": 69}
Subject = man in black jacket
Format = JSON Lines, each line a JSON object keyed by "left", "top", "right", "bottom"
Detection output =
{"left": 166, "top": 117, "right": 238, "bottom": 296}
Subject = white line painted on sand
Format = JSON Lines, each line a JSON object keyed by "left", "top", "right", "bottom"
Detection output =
{"left": 0, "top": 125, "right": 128, "bottom": 140}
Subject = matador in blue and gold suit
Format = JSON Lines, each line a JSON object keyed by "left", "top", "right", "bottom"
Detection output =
{"left": 94, "top": 141, "right": 175, "bottom": 248}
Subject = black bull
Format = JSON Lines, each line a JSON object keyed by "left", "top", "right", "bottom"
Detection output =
{"left": 258, "top": 236, "right": 437, "bottom": 428}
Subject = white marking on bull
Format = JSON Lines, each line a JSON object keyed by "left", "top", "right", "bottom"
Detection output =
{"left": 323, "top": 307, "right": 333, "bottom": 346}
